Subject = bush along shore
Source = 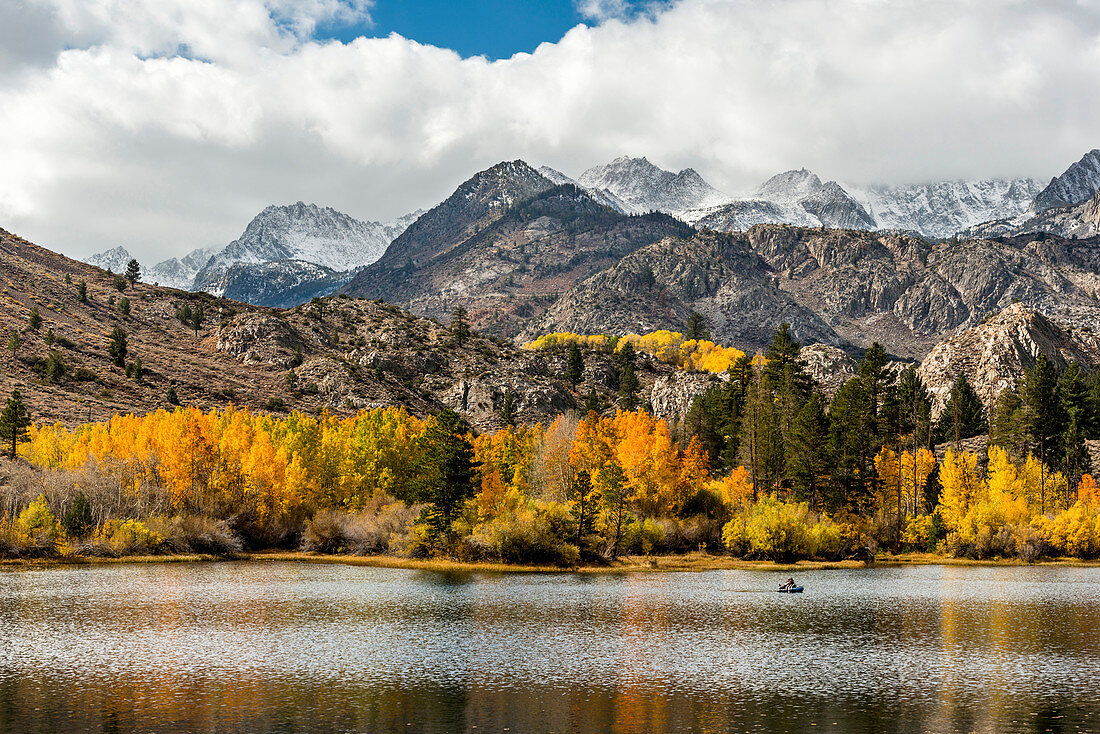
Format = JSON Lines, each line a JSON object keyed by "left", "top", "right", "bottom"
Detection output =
{"left": 1, "top": 323, "right": 1099, "bottom": 566}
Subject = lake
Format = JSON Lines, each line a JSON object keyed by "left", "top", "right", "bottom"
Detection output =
{"left": 1, "top": 562, "right": 1098, "bottom": 733}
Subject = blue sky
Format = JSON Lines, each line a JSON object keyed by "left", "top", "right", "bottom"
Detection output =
{"left": 319, "top": 1, "right": 622, "bottom": 59}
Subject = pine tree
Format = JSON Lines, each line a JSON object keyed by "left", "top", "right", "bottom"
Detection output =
{"left": 685, "top": 310, "right": 710, "bottom": 341}
{"left": 584, "top": 387, "right": 601, "bottom": 415}
{"left": 108, "top": 327, "right": 128, "bottom": 367}
{"left": 7, "top": 330, "right": 19, "bottom": 362}
{"left": 414, "top": 409, "right": 479, "bottom": 548}
{"left": 618, "top": 363, "right": 639, "bottom": 410}
{"left": 933, "top": 373, "right": 986, "bottom": 446}
{"left": 61, "top": 492, "right": 95, "bottom": 538}
{"left": 1020, "top": 354, "right": 1067, "bottom": 513}
{"left": 500, "top": 390, "right": 515, "bottom": 426}
{"left": 570, "top": 470, "right": 599, "bottom": 549}
{"left": 28, "top": 307, "right": 41, "bottom": 331}
{"left": 125, "top": 259, "right": 141, "bottom": 286}
{"left": 827, "top": 375, "right": 875, "bottom": 514}
{"left": 191, "top": 304, "right": 205, "bottom": 337}
{"left": 565, "top": 342, "right": 584, "bottom": 385}
{"left": 785, "top": 392, "right": 831, "bottom": 509}
{"left": 451, "top": 306, "right": 470, "bottom": 347}
{"left": 739, "top": 363, "right": 779, "bottom": 497}
{"left": 0, "top": 389, "right": 32, "bottom": 458}
{"left": 77, "top": 281, "right": 87, "bottom": 304}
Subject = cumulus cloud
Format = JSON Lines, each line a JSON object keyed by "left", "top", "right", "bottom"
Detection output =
{"left": 1, "top": 0, "right": 1099, "bottom": 263}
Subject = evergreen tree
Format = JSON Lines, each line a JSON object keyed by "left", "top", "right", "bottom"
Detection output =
{"left": 77, "top": 281, "right": 87, "bottom": 303}
{"left": 685, "top": 310, "right": 710, "bottom": 341}
{"left": 500, "top": 390, "right": 515, "bottom": 426}
{"left": 565, "top": 342, "right": 584, "bottom": 385}
{"left": 28, "top": 307, "right": 41, "bottom": 331}
{"left": 617, "top": 363, "right": 639, "bottom": 410}
{"left": 990, "top": 387, "right": 1028, "bottom": 459}
{"left": 44, "top": 351, "right": 66, "bottom": 383}
{"left": 0, "top": 389, "right": 32, "bottom": 458}
{"left": 451, "top": 306, "right": 470, "bottom": 346}
{"left": 125, "top": 258, "right": 141, "bottom": 286}
{"left": 166, "top": 385, "right": 180, "bottom": 406}
{"left": 684, "top": 380, "right": 743, "bottom": 473}
{"left": 896, "top": 368, "right": 933, "bottom": 450}
{"left": 61, "top": 492, "right": 95, "bottom": 538}
{"left": 785, "top": 392, "right": 831, "bottom": 510}
{"left": 7, "top": 330, "right": 19, "bottom": 362}
{"left": 933, "top": 373, "right": 986, "bottom": 446}
{"left": 764, "top": 323, "right": 813, "bottom": 485}
{"left": 569, "top": 470, "right": 599, "bottom": 549}
{"left": 108, "top": 327, "right": 128, "bottom": 367}
{"left": 1059, "top": 363, "right": 1092, "bottom": 491}
{"left": 584, "top": 387, "right": 601, "bottom": 415}
{"left": 827, "top": 375, "right": 875, "bottom": 514}
{"left": 1085, "top": 371, "right": 1100, "bottom": 440}
{"left": 739, "top": 363, "right": 780, "bottom": 496}
{"left": 1019, "top": 355, "right": 1067, "bottom": 513}
{"left": 414, "top": 409, "right": 479, "bottom": 547}
{"left": 190, "top": 304, "right": 205, "bottom": 337}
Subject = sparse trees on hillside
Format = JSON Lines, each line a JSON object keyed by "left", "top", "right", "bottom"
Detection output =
{"left": 7, "top": 330, "right": 19, "bottom": 362}
{"left": 28, "top": 307, "right": 41, "bottom": 332}
{"left": 77, "top": 280, "right": 87, "bottom": 303}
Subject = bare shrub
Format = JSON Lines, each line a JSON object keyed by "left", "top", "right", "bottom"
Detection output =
{"left": 300, "top": 495, "right": 418, "bottom": 555}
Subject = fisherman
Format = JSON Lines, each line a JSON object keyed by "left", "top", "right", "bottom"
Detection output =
{"left": 779, "top": 577, "right": 796, "bottom": 590}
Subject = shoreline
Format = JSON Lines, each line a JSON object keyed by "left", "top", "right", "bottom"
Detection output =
{"left": 4, "top": 551, "right": 1100, "bottom": 572}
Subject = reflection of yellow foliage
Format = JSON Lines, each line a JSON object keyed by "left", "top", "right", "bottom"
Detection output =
{"left": 522, "top": 330, "right": 745, "bottom": 374}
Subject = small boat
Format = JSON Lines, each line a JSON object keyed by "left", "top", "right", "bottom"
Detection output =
{"left": 777, "top": 586, "right": 803, "bottom": 593}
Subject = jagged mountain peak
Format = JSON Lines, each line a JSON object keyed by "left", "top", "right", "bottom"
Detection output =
{"left": 1031, "top": 148, "right": 1100, "bottom": 212}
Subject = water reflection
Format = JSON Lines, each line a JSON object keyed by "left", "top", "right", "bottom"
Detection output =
{"left": 1, "top": 563, "right": 1099, "bottom": 732}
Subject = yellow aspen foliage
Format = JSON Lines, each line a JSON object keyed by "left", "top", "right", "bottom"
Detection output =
{"left": 709, "top": 466, "right": 753, "bottom": 512}
{"left": 938, "top": 449, "right": 983, "bottom": 532}
{"left": 900, "top": 449, "right": 936, "bottom": 515}
{"left": 523, "top": 330, "right": 744, "bottom": 374}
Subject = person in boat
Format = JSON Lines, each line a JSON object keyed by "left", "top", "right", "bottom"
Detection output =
{"left": 780, "top": 577, "right": 796, "bottom": 590}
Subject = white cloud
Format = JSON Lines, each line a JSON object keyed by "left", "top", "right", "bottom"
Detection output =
{"left": 1, "top": 0, "right": 1099, "bottom": 263}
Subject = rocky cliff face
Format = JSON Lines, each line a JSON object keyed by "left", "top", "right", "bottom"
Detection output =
{"left": 917, "top": 303, "right": 1100, "bottom": 415}
{"left": 1031, "top": 149, "right": 1100, "bottom": 212}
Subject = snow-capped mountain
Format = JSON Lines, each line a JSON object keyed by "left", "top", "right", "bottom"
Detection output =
{"left": 856, "top": 178, "right": 1042, "bottom": 238}
{"left": 577, "top": 156, "right": 730, "bottom": 214}
{"left": 145, "top": 246, "right": 220, "bottom": 290}
{"left": 83, "top": 245, "right": 134, "bottom": 273}
{"left": 692, "top": 169, "right": 874, "bottom": 232}
{"left": 537, "top": 165, "right": 631, "bottom": 213}
{"left": 1031, "top": 149, "right": 1100, "bottom": 212}
{"left": 192, "top": 202, "right": 413, "bottom": 296}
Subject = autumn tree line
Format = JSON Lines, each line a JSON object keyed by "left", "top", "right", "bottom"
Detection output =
{"left": 2, "top": 321, "right": 1100, "bottom": 563}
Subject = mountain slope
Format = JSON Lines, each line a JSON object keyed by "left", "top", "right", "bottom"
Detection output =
{"left": 578, "top": 156, "right": 729, "bottom": 214}
{"left": 1032, "top": 149, "right": 1100, "bottom": 212}
{"left": 83, "top": 246, "right": 134, "bottom": 274}
{"left": 2, "top": 226, "right": 695, "bottom": 431}
{"left": 858, "top": 178, "right": 1041, "bottom": 238}
{"left": 342, "top": 183, "right": 693, "bottom": 335}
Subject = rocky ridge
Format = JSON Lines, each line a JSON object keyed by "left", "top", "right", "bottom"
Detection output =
{"left": 917, "top": 303, "right": 1100, "bottom": 415}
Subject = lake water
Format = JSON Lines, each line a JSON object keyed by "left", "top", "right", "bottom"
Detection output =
{"left": 1, "top": 563, "right": 1099, "bottom": 733}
